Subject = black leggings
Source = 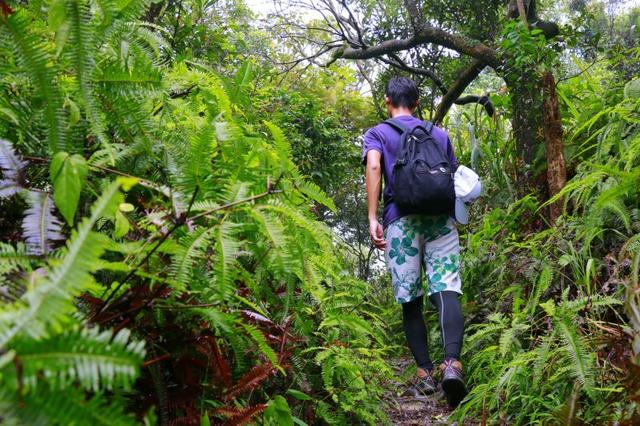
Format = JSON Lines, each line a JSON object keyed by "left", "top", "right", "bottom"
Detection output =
{"left": 401, "top": 291, "right": 464, "bottom": 371}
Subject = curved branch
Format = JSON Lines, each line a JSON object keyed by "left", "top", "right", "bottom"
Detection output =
{"left": 381, "top": 55, "right": 494, "bottom": 119}
{"left": 433, "top": 59, "right": 487, "bottom": 124}
{"left": 384, "top": 53, "right": 448, "bottom": 94}
{"left": 455, "top": 95, "right": 494, "bottom": 117}
{"left": 336, "top": 25, "right": 500, "bottom": 67}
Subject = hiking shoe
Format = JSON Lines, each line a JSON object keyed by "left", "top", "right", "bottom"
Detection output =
{"left": 440, "top": 359, "right": 467, "bottom": 407}
{"left": 414, "top": 369, "right": 438, "bottom": 396}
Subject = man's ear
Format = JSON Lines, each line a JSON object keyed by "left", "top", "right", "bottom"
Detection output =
{"left": 384, "top": 95, "right": 391, "bottom": 105}
{"left": 410, "top": 99, "right": 420, "bottom": 111}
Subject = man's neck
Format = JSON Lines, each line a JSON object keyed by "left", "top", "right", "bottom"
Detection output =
{"left": 389, "top": 108, "right": 414, "bottom": 118}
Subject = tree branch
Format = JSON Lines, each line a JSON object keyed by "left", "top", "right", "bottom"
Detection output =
{"left": 380, "top": 55, "right": 494, "bottom": 120}
{"left": 403, "top": 0, "right": 424, "bottom": 33}
{"left": 433, "top": 59, "right": 487, "bottom": 124}
{"left": 335, "top": 25, "right": 500, "bottom": 67}
{"left": 517, "top": 0, "right": 528, "bottom": 26}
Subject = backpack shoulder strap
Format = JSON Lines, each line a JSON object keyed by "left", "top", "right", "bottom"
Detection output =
{"left": 383, "top": 118, "right": 410, "bottom": 134}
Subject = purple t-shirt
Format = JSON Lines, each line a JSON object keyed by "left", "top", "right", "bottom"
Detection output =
{"left": 362, "top": 115, "right": 458, "bottom": 228}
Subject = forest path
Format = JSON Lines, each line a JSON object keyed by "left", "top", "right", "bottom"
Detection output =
{"left": 383, "top": 357, "right": 477, "bottom": 425}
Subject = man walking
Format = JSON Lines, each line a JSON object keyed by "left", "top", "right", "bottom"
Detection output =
{"left": 363, "top": 76, "right": 467, "bottom": 407}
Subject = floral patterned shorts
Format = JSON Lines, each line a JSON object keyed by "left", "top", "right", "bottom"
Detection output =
{"left": 384, "top": 214, "right": 462, "bottom": 304}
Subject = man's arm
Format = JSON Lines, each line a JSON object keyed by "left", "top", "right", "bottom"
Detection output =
{"left": 365, "top": 150, "right": 386, "bottom": 250}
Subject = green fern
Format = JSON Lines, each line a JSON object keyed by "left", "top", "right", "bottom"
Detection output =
{"left": 9, "top": 326, "right": 145, "bottom": 392}
{"left": 527, "top": 264, "right": 553, "bottom": 315}
{"left": 498, "top": 319, "right": 529, "bottom": 357}
{"left": 239, "top": 322, "right": 279, "bottom": 367}
{"left": 0, "top": 385, "right": 137, "bottom": 426}
{"left": 556, "top": 317, "right": 595, "bottom": 390}
{"left": 66, "top": 0, "right": 114, "bottom": 160}
{"left": 2, "top": 10, "right": 67, "bottom": 152}
{"left": 0, "top": 181, "right": 123, "bottom": 347}
{"left": 170, "top": 227, "right": 216, "bottom": 293}
{"left": 0, "top": 242, "right": 31, "bottom": 271}
{"left": 207, "top": 220, "right": 242, "bottom": 299}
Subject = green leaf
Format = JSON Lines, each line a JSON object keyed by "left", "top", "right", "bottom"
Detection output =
{"left": 48, "top": 0, "right": 67, "bottom": 31}
{"left": 235, "top": 60, "right": 254, "bottom": 87}
{"left": 114, "top": 210, "right": 130, "bottom": 238}
{"left": 64, "top": 97, "right": 80, "bottom": 128}
{"left": 286, "top": 389, "right": 312, "bottom": 401}
{"left": 200, "top": 412, "right": 211, "bottom": 426}
{"left": 50, "top": 152, "right": 88, "bottom": 225}
{"left": 264, "top": 395, "right": 293, "bottom": 426}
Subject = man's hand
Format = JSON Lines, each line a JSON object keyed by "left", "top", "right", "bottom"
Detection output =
{"left": 369, "top": 219, "right": 386, "bottom": 250}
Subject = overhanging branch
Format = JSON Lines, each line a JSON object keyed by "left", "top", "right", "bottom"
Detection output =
{"left": 335, "top": 25, "right": 500, "bottom": 67}
{"left": 433, "top": 59, "right": 487, "bottom": 124}
{"left": 381, "top": 54, "right": 494, "bottom": 120}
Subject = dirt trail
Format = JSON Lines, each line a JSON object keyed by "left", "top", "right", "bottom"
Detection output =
{"left": 383, "top": 358, "right": 477, "bottom": 426}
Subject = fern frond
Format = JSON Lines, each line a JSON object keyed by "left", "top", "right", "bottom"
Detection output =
{"left": 239, "top": 322, "right": 278, "bottom": 366}
{"left": 251, "top": 207, "right": 286, "bottom": 248}
{"left": 224, "top": 362, "right": 276, "bottom": 401}
{"left": 0, "top": 138, "right": 27, "bottom": 197}
{"left": 262, "top": 201, "right": 332, "bottom": 253}
{"left": 532, "top": 331, "right": 556, "bottom": 386}
{"left": 21, "top": 191, "right": 64, "bottom": 255}
{"left": 556, "top": 318, "right": 594, "bottom": 389}
{"left": 0, "top": 242, "right": 31, "bottom": 271}
{"left": 95, "top": 62, "right": 163, "bottom": 97}
{"left": 0, "top": 385, "right": 137, "bottom": 426}
{"left": 498, "top": 320, "right": 529, "bottom": 357}
{"left": 296, "top": 180, "right": 337, "bottom": 212}
{"left": 212, "top": 221, "right": 242, "bottom": 291}
{"left": 3, "top": 11, "right": 67, "bottom": 152}
{"left": 212, "top": 403, "right": 268, "bottom": 426}
{"left": 320, "top": 352, "right": 336, "bottom": 391}
{"left": 264, "top": 120, "right": 293, "bottom": 161}
{"left": 66, "top": 0, "right": 113, "bottom": 160}
{"left": 10, "top": 326, "right": 145, "bottom": 392}
{"left": 170, "top": 227, "right": 215, "bottom": 293}
{"left": 0, "top": 182, "right": 122, "bottom": 347}
{"left": 563, "top": 294, "right": 622, "bottom": 312}
{"left": 527, "top": 264, "right": 553, "bottom": 315}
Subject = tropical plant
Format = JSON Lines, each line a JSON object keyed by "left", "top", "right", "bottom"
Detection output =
{"left": 0, "top": 1, "right": 392, "bottom": 424}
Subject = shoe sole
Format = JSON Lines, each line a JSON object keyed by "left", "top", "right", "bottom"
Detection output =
{"left": 442, "top": 377, "right": 467, "bottom": 408}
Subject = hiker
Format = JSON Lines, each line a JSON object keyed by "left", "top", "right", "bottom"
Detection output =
{"left": 362, "top": 76, "right": 479, "bottom": 408}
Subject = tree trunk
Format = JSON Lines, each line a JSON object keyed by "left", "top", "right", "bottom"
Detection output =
{"left": 504, "top": 74, "right": 544, "bottom": 191}
{"left": 542, "top": 71, "right": 567, "bottom": 222}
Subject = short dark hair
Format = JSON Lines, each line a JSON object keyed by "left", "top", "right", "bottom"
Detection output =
{"left": 385, "top": 77, "right": 419, "bottom": 108}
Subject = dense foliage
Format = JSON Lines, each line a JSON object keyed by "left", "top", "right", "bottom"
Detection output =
{"left": 0, "top": 1, "right": 390, "bottom": 424}
{"left": 0, "top": 0, "right": 639, "bottom": 425}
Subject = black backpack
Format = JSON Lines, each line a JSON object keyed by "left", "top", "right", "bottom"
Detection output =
{"left": 384, "top": 118, "right": 455, "bottom": 216}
